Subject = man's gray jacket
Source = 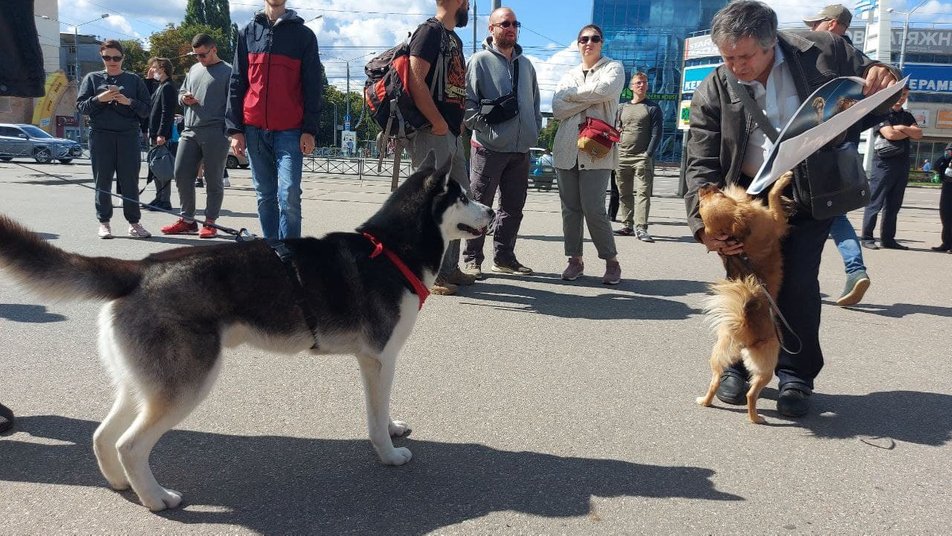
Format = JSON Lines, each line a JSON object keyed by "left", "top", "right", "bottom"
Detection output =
{"left": 464, "top": 38, "right": 542, "bottom": 153}
{"left": 684, "top": 31, "right": 898, "bottom": 236}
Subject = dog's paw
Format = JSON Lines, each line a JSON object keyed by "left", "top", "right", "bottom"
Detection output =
{"left": 696, "top": 396, "right": 713, "bottom": 407}
{"left": 140, "top": 487, "right": 183, "bottom": 511}
{"left": 389, "top": 420, "right": 411, "bottom": 437}
{"left": 379, "top": 447, "right": 413, "bottom": 466}
{"left": 749, "top": 415, "right": 767, "bottom": 425}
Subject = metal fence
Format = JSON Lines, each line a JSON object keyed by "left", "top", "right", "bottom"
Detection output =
{"left": 303, "top": 155, "right": 415, "bottom": 180}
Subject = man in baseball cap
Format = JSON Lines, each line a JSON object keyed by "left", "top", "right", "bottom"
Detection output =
{"left": 804, "top": 4, "right": 853, "bottom": 33}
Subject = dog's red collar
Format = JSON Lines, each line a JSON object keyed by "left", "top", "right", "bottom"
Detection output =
{"left": 362, "top": 232, "right": 429, "bottom": 310}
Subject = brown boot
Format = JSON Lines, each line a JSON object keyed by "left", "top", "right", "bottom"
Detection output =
{"left": 430, "top": 278, "right": 458, "bottom": 296}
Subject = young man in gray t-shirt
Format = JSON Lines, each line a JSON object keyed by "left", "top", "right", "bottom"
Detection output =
{"left": 161, "top": 33, "right": 233, "bottom": 238}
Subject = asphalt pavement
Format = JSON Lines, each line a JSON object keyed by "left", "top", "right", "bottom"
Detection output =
{"left": 0, "top": 160, "right": 950, "bottom": 535}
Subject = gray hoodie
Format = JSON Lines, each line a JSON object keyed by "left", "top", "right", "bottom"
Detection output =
{"left": 464, "top": 38, "right": 542, "bottom": 153}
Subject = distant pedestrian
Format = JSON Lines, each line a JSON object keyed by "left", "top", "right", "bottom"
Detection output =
{"left": 227, "top": 0, "right": 323, "bottom": 240}
{"left": 861, "top": 87, "right": 922, "bottom": 250}
{"left": 76, "top": 39, "right": 152, "bottom": 239}
{"left": 930, "top": 144, "right": 952, "bottom": 253}
{"left": 614, "top": 71, "right": 662, "bottom": 242}
{"left": 162, "top": 34, "right": 233, "bottom": 239}
{"left": 462, "top": 7, "right": 542, "bottom": 279}
{"left": 552, "top": 24, "right": 624, "bottom": 285}
{"left": 921, "top": 159, "right": 931, "bottom": 172}
{"left": 143, "top": 57, "right": 177, "bottom": 212}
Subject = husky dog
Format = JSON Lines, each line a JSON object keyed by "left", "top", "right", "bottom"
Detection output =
{"left": 0, "top": 153, "right": 493, "bottom": 511}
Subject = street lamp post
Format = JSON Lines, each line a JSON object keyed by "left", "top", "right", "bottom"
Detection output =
{"left": 889, "top": 1, "right": 927, "bottom": 70}
{"left": 73, "top": 13, "right": 109, "bottom": 144}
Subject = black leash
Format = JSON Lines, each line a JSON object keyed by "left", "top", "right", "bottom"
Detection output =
{"left": 12, "top": 162, "right": 256, "bottom": 242}
{"left": 733, "top": 253, "right": 803, "bottom": 355}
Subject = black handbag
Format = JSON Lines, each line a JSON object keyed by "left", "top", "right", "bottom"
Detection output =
{"left": 727, "top": 74, "right": 869, "bottom": 220}
{"left": 478, "top": 59, "right": 519, "bottom": 124}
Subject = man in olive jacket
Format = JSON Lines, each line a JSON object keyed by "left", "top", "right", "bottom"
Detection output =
{"left": 683, "top": 1, "right": 898, "bottom": 417}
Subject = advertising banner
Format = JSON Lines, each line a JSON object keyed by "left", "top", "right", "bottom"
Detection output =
{"left": 681, "top": 65, "right": 718, "bottom": 94}
{"left": 31, "top": 71, "right": 69, "bottom": 133}
{"left": 903, "top": 64, "right": 952, "bottom": 94}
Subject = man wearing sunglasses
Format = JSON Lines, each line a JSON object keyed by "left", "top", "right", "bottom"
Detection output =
{"left": 462, "top": 7, "right": 542, "bottom": 278}
{"left": 162, "top": 33, "right": 234, "bottom": 239}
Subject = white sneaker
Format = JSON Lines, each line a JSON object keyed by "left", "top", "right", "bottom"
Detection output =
{"left": 222, "top": 177, "right": 231, "bottom": 187}
{"left": 98, "top": 223, "right": 113, "bottom": 239}
{"left": 128, "top": 223, "right": 151, "bottom": 238}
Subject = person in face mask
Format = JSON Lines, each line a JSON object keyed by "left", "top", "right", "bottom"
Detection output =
{"left": 406, "top": 0, "right": 472, "bottom": 296}
{"left": 143, "top": 57, "right": 177, "bottom": 211}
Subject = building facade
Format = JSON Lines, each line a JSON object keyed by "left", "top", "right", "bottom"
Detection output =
{"left": 591, "top": 0, "right": 727, "bottom": 162}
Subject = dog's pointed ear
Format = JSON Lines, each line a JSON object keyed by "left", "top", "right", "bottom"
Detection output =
{"left": 435, "top": 160, "right": 452, "bottom": 192}
{"left": 698, "top": 183, "right": 719, "bottom": 199}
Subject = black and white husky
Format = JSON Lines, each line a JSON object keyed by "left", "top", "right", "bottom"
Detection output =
{"left": 0, "top": 153, "right": 493, "bottom": 511}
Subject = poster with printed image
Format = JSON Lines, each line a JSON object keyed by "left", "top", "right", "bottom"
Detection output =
{"left": 747, "top": 76, "right": 909, "bottom": 195}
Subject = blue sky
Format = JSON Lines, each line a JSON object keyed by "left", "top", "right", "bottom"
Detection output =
{"left": 52, "top": 0, "right": 951, "bottom": 108}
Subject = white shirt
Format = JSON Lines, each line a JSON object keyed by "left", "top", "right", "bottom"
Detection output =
{"left": 740, "top": 45, "right": 801, "bottom": 178}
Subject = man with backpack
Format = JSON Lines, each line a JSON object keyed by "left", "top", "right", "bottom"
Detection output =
{"left": 407, "top": 0, "right": 472, "bottom": 295}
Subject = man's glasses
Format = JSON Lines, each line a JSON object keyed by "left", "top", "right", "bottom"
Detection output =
{"left": 578, "top": 35, "right": 602, "bottom": 44}
{"left": 492, "top": 20, "right": 521, "bottom": 29}
{"left": 101, "top": 55, "right": 123, "bottom": 62}
{"left": 193, "top": 52, "right": 209, "bottom": 59}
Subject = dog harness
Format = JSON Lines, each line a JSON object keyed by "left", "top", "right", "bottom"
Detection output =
{"left": 267, "top": 239, "right": 321, "bottom": 350}
{"left": 362, "top": 232, "right": 429, "bottom": 309}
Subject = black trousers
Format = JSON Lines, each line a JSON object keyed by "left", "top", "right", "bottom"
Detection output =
{"left": 608, "top": 170, "right": 619, "bottom": 221}
{"left": 861, "top": 157, "right": 909, "bottom": 242}
{"left": 727, "top": 216, "right": 833, "bottom": 391}
{"left": 940, "top": 180, "right": 952, "bottom": 248}
{"left": 91, "top": 129, "right": 142, "bottom": 223}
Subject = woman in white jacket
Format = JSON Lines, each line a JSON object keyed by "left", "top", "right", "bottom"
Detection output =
{"left": 552, "top": 25, "right": 624, "bottom": 284}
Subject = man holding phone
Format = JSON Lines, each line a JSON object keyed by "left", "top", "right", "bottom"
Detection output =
{"left": 161, "top": 34, "right": 233, "bottom": 238}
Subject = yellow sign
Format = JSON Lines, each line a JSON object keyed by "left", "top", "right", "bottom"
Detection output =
{"left": 937, "top": 109, "right": 952, "bottom": 130}
{"left": 31, "top": 71, "right": 69, "bottom": 133}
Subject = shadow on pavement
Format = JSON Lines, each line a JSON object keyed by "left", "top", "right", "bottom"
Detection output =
{"left": 805, "top": 390, "right": 952, "bottom": 447}
{"left": 0, "top": 303, "right": 67, "bottom": 323}
{"left": 831, "top": 301, "right": 952, "bottom": 318}
{"left": 2, "top": 415, "right": 741, "bottom": 533}
{"left": 461, "top": 279, "right": 705, "bottom": 321}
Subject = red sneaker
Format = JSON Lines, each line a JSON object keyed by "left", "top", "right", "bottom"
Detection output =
{"left": 199, "top": 220, "right": 218, "bottom": 239}
{"left": 161, "top": 218, "right": 198, "bottom": 235}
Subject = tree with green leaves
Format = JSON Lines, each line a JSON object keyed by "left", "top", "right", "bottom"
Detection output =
{"left": 120, "top": 39, "right": 150, "bottom": 79}
{"left": 182, "top": 0, "right": 234, "bottom": 62}
{"left": 148, "top": 23, "right": 229, "bottom": 85}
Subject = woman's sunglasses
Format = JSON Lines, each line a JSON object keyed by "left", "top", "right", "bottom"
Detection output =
{"left": 492, "top": 20, "right": 521, "bottom": 29}
{"left": 578, "top": 35, "right": 602, "bottom": 45}
{"left": 101, "top": 55, "right": 123, "bottom": 62}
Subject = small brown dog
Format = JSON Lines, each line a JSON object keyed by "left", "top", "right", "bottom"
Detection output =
{"left": 695, "top": 172, "right": 793, "bottom": 424}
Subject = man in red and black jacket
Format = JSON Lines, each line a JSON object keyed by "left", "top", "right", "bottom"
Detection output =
{"left": 226, "top": 0, "right": 322, "bottom": 240}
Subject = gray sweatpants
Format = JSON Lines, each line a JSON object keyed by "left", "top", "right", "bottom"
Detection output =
{"left": 557, "top": 165, "right": 617, "bottom": 259}
{"left": 409, "top": 128, "right": 469, "bottom": 279}
{"left": 173, "top": 127, "right": 230, "bottom": 220}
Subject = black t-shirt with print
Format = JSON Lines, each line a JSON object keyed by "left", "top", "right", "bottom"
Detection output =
{"left": 408, "top": 18, "right": 466, "bottom": 137}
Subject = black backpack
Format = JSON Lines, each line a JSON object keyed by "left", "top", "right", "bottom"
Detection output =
{"left": 364, "top": 19, "right": 448, "bottom": 139}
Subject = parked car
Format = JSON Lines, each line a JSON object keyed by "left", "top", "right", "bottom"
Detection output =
{"left": 0, "top": 123, "right": 83, "bottom": 164}
{"left": 225, "top": 150, "right": 249, "bottom": 169}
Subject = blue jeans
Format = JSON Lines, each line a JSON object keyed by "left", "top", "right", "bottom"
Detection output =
{"left": 245, "top": 126, "right": 303, "bottom": 239}
{"left": 829, "top": 213, "right": 865, "bottom": 275}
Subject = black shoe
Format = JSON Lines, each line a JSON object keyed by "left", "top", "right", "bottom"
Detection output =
{"left": 715, "top": 374, "right": 748, "bottom": 406}
{"left": 860, "top": 239, "right": 879, "bottom": 250}
{"left": 931, "top": 244, "right": 951, "bottom": 252}
{"left": 0, "top": 403, "right": 14, "bottom": 434}
{"left": 777, "top": 385, "right": 811, "bottom": 418}
{"left": 880, "top": 241, "right": 909, "bottom": 250}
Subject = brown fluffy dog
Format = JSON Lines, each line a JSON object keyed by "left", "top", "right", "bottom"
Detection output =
{"left": 695, "top": 172, "right": 793, "bottom": 424}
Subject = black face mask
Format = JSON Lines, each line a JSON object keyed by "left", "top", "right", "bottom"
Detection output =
{"left": 455, "top": 6, "right": 469, "bottom": 28}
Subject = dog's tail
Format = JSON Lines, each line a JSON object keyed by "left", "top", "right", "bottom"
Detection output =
{"left": 0, "top": 215, "right": 143, "bottom": 301}
{"left": 704, "top": 276, "right": 775, "bottom": 347}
